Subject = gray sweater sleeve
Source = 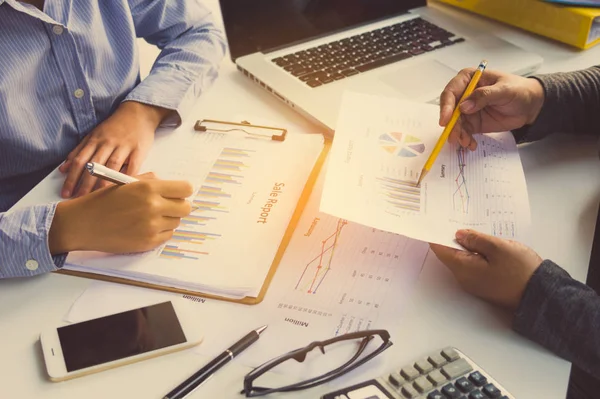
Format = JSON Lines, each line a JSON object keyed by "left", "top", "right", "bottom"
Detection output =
{"left": 512, "top": 65, "right": 600, "bottom": 143}
{"left": 511, "top": 67, "right": 600, "bottom": 377}
{"left": 513, "top": 261, "right": 600, "bottom": 377}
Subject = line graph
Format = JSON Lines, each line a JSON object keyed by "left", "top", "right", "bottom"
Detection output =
{"left": 295, "top": 219, "right": 348, "bottom": 294}
{"left": 273, "top": 207, "right": 429, "bottom": 339}
{"left": 453, "top": 147, "right": 470, "bottom": 214}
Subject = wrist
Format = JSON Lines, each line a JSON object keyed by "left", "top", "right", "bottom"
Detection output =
{"left": 119, "top": 101, "right": 172, "bottom": 128}
{"left": 525, "top": 78, "right": 545, "bottom": 125}
{"left": 48, "top": 200, "right": 88, "bottom": 254}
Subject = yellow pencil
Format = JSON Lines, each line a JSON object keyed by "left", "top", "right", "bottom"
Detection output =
{"left": 416, "top": 60, "right": 488, "bottom": 187}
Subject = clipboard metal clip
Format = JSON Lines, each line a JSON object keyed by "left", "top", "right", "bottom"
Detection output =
{"left": 194, "top": 119, "right": 287, "bottom": 141}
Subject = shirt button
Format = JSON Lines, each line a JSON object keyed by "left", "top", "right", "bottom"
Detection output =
{"left": 25, "top": 259, "right": 39, "bottom": 271}
{"left": 52, "top": 25, "right": 64, "bottom": 35}
{"left": 73, "top": 89, "right": 85, "bottom": 99}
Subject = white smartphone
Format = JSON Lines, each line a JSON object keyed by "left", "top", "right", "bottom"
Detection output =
{"left": 40, "top": 301, "right": 203, "bottom": 382}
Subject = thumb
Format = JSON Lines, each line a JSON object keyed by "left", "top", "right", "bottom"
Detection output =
{"left": 459, "top": 85, "right": 505, "bottom": 114}
{"left": 455, "top": 229, "right": 500, "bottom": 257}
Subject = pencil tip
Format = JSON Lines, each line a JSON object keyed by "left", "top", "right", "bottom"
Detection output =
{"left": 256, "top": 325, "right": 268, "bottom": 335}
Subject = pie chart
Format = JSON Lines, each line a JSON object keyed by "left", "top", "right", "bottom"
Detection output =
{"left": 379, "top": 132, "right": 426, "bottom": 157}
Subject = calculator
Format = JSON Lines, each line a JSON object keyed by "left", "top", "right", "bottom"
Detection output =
{"left": 321, "top": 347, "right": 514, "bottom": 399}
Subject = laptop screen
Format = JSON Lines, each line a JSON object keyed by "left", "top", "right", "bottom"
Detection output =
{"left": 220, "top": 0, "right": 426, "bottom": 60}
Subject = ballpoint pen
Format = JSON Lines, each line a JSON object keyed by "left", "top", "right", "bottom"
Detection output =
{"left": 85, "top": 162, "right": 139, "bottom": 185}
{"left": 416, "top": 60, "right": 488, "bottom": 187}
{"left": 163, "top": 325, "right": 268, "bottom": 399}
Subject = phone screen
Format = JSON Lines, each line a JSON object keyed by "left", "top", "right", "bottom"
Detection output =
{"left": 57, "top": 301, "right": 186, "bottom": 372}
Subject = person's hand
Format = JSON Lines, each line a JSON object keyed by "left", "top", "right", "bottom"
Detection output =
{"left": 58, "top": 101, "right": 172, "bottom": 198}
{"left": 49, "top": 177, "right": 193, "bottom": 254}
{"left": 430, "top": 229, "right": 543, "bottom": 311}
{"left": 439, "top": 68, "right": 545, "bottom": 150}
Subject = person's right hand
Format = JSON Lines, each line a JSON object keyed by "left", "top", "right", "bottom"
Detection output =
{"left": 49, "top": 176, "right": 193, "bottom": 254}
{"left": 440, "top": 68, "right": 546, "bottom": 150}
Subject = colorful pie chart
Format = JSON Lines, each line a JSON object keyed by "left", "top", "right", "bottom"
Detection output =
{"left": 379, "top": 132, "right": 426, "bottom": 157}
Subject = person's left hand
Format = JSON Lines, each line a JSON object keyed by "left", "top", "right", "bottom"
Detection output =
{"left": 58, "top": 101, "right": 171, "bottom": 198}
{"left": 430, "top": 229, "right": 544, "bottom": 311}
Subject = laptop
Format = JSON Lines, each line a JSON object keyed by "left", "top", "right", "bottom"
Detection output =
{"left": 220, "top": 0, "right": 543, "bottom": 132}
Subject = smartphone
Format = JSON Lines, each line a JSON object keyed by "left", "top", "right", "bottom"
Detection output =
{"left": 40, "top": 301, "right": 203, "bottom": 382}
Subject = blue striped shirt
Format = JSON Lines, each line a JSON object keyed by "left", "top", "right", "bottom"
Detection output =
{"left": 0, "top": 0, "right": 226, "bottom": 278}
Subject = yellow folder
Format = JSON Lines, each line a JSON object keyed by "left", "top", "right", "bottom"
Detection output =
{"left": 435, "top": 0, "right": 600, "bottom": 50}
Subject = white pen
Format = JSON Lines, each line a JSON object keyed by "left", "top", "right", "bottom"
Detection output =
{"left": 85, "top": 162, "right": 139, "bottom": 185}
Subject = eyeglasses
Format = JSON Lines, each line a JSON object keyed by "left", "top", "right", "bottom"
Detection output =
{"left": 242, "top": 329, "right": 392, "bottom": 397}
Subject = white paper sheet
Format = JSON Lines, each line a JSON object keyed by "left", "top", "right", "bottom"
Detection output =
{"left": 66, "top": 165, "right": 428, "bottom": 381}
{"left": 13, "top": 121, "right": 324, "bottom": 298}
{"left": 321, "top": 92, "right": 532, "bottom": 249}
{"left": 198, "top": 164, "right": 429, "bottom": 372}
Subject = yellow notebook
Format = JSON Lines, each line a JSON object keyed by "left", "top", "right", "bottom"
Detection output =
{"left": 435, "top": 0, "right": 600, "bottom": 50}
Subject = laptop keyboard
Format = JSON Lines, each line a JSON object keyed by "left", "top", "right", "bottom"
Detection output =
{"left": 271, "top": 18, "right": 464, "bottom": 88}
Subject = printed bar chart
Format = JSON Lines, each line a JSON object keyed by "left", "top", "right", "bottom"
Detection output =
{"left": 206, "top": 172, "right": 243, "bottom": 185}
{"left": 160, "top": 245, "right": 209, "bottom": 260}
{"left": 221, "top": 147, "right": 255, "bottom": 157}
{"left": 160, "top": 145, "right": 256, "bottom": 260}
{"left": 180, "top": 215, "right": 216, "bottom": 226}
{"left": 377, "top": 176, "right": 421, "bottom": 212}
{"left": 197, "top": 185, "right": 232, "bottom": 198}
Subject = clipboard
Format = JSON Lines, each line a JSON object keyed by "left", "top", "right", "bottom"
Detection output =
{"left": 56, "top": 123, "right": 330, "bottom": 305}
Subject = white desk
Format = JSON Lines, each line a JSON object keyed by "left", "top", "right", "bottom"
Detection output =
{"left": 1, "top": 2, "right": 599, "bottom": 398}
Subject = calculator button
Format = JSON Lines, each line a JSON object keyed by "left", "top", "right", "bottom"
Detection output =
{"left": 415, "top": 359, "right": 434, "bottom": 374}
{"left": 468, "top": 389, "right": 486, "bottom": 399}
{"left": 442, "top": 347, "right": 460, "bottom": 362}
{"left": 428, "top": 353, "right": 448, "bottom": 368}
{"left": 482, "top": 383, "right": 502, "bottom": 398}
{"left": 441, "top": 359, "right": 473, "bottom": 379}
{"left": 441, "top": 383, "right": 461, "bottom": 398}
{"left": 401, "top": 383, "right": 419, "bottom": 398}
{"left": 468, "top": 371, "right": 488, "bottom": 387}
{"left": 388, "top": 372, "right": 404, "bottom": 387}
{"left": 427, "top": 390, "right": 445, "bottom": 399}
{"left": 455, "top": 377, "right": 475, "bottom": 393}
{"left": 400, "top": 366, "right": 420, "bottom": 381}
{"left": 427, "top": 369, "right": 447, "bottom": 386}
{"left": 413, "top": 376, "right": 433, "bottom": 393}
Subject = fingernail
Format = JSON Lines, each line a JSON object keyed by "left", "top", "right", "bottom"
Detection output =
{"left": 61, "top": 189, "right": 71, "bottom": 198}
{"left": 460, "top": 100, "right": 474, "bottom": 112}
{"left": 455, "top": 230, "right": 467, "bottom": 240}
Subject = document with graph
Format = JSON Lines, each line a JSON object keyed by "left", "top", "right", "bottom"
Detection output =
{"left": 192, "top": 169, "right": 429, "bottom": 366}
{"left": 14, "top": 122, "right": 325, "bottom": 300}
{"left": 321, "top": 92, "right": 531, "bottom": 249}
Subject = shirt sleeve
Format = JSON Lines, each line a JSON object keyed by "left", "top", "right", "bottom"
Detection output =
{"left": 513, "top": 260, "right": 600, "bottom": 378}
{"left": 0, "top": 202, "right": 66, "bottom": 278}
{"left": 513, "top": 66, "right": 600, "bottom": 143}
{"left": 123, "top": 0, "right": 227, "bottom": 126}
